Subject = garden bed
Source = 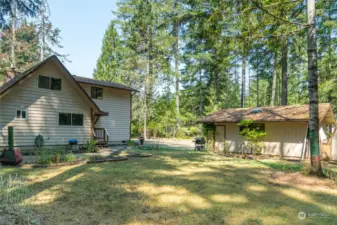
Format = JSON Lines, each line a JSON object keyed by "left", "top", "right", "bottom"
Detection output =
{"left": 20, "top": 156, "right": 128, "bottom": 168}
{"left": 126, "top": 152, "right": 152, "bottom": 158}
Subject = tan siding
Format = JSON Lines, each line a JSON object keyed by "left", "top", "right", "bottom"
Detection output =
{"left": 332, "top": 130, "right": 337, "bottom": 161}
{"left": 263, "top": 122, "right": 307, "bottom": 157}
{"left": 215, "top": 126, "right": 225, "bottom": 152}
{"left": 216, "top": 122, "right": 307, "bottom": 157}
{"left": 225, "top": 123, "right": 248, "bottom": 153}
{"left": 0, "top": 62, "right": 91, "bottom": 147}
{"left": 80, "top": 83, "right": 130, "bottom": 142}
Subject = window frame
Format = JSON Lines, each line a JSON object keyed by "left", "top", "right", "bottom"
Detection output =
{"left": 59, "top": 113, "right": 84, "bottom": 126}
{"left": 38, "top": 75, "right": 62, "bottom": 91}
{"left": 15, "top": 109, "right": 27, "bottom": 120}
{"left": 91, "top": 86, "right": 103, "bottom": 100}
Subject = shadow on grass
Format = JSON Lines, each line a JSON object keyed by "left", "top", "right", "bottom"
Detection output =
{"left": 255, "top": 160, "right": 303, "bottom": 172}
{"left": 1, "top": 150, "right": 337, "bottom": 225}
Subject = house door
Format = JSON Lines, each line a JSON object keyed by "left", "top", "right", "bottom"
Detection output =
{"left": 215, "top": 125, "right": 226, "bottom": 152}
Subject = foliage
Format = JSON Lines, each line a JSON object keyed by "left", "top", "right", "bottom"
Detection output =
{"left": 238, "top": 119, "right": 266, "bottom": 154}
{"left": 84, "top": 140, "right": 98, "bottom": 153}
{"left": 0, "top": 0, "right": 66, "bottom": 79}
{"left": 202, "top": 123, "right": 215, "bottom": 137}
{"left": 91, "top": 0, "right": 337, "bottom": 146}
{"left": 35, "top": 148, "right": 52, "bottom": 165}
{"left": 35, "top": 149, "right": 76, "bottom": 164}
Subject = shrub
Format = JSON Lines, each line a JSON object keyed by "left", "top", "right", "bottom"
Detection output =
{"left": 84, "top": 140, "right": 98, "bottom": 153}
{"left": 36, "top": 149, "right": 52, "bottom": 165}
{"left": 238, "top": 119, "right": 266, "bottom": 154}
{"left": 127, "top": 140, "right": 136, "bottom": 147}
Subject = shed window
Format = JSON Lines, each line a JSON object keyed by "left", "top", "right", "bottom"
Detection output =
{"left": 38, "top": 75, "right": 61, "bottom": 90}
{"left": 91, "top": 87, "right": 103, "bottom": 100}
{"left": 16, "top": 109, "right": 27, "bottom": 119}
{"left": 59, "top": 113, "right": 83, "bottom": 126}
{"left": 239, "top": 123, "right": 265, "bottom": 132}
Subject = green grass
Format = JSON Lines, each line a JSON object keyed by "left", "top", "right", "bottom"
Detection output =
{"left": 1, "top": 148, "right": 336, "bottom": 225}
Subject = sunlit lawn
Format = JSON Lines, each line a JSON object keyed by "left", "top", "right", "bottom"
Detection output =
{"left": 1, "top": 149, "right": 337, "bottom": 225}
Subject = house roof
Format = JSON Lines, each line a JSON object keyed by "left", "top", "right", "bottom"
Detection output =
{"left": 0, "top": 55, "right": 105, "bottom": 115}
{"left": 198, "top": 103, "right": 336, "bottom": 124}
{"left": 73, "top": 75, "right": 138, "bottom": 92}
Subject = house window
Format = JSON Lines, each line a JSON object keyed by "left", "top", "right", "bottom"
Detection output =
{"left": 16, "top": 109, "right": 27, "bottom": 119}
{"left": 51, "top": 77, "right": 62, "bottom": 90}
{"left": 59, "top": 113, "right": 83, "bottom": 126}
{"left": 72, "top": 114, "right": 83, "bottom": 126}
{"left": 59, "top": 113, "right": 71, "bottom": 125}
{"left": 239, "top": 123, "right": 265, "bottom": 132}
{"left": 38, "top": 75, "right": 62, "bottom": 90}
{"left": 91, "top": 87, "right": 103, "bottom": 100}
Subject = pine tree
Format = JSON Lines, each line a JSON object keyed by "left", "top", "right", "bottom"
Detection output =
{"left": 94, "top": 22, "right": 122, "bottom": 83}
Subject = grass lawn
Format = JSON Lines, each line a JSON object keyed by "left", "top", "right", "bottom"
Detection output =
{"left": 1, "top": 149, "right": 337, "bottom": 225}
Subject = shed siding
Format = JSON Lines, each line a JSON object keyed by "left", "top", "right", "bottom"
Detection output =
{"left": 215, "top": 125, "right": 225, "bottom": 152}
{"left": 216, "top": 122, "right": 307, "bottom": 157}
{"left": 332, "top": 130, "right": 337, "bottom": 161}
{"left": 0, "top": 63, "right": 91, "bottom": 147}
{"left": 79, "top": 83, "right": 130, "bottom": 142}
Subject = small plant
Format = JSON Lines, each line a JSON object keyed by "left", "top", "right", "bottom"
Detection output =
{"left": 36, "top": 149, "right": 52, "bottom": 165}
{"left": 51, "top": 151, "right": 62, "bottom": 164}
{"left": 127, "top": 140, "right": 136, "bottom": 147}
{"left": 238, "top": 119, "right": 266, "bottom": 154}
{"left": 84, "top": 140, "right": 98, "bottom": 153}
{"left": 62, "top": 153, "right": 76, "bottom": 163}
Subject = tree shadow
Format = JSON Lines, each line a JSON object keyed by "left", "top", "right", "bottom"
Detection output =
{"left": 2, "top": 151, "right": 337, "bottom": 225}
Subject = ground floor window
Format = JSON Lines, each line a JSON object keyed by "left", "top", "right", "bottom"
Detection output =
{"left": 59, "top": 113, "right": 83, "bottom": 126}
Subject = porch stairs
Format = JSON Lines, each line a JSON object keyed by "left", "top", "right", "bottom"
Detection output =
{"left": 93, "top": 128, "right": 109, "bottom": 148}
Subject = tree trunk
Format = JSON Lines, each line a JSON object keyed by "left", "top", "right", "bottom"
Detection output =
{"left": 241, "top": 51, "right": 246, "bottom": 108}
{"left": 281, "top": 38, "right": 288, "bottom": 105}
{"left": 307, "top": 0, "right": 323, "bottom": 176}
{"left": 10, "top": 1, "right": 17, "bottom": 68}
{"left": 174, "top": 18, "right": 180, "bottom": 136}
{"left": 256, "top": 69, "right": 259, "bottom": 107}
{"left": 40, "top": 3, "right": 46, "bottom": 61}
{"left": 271, "top": 52, "right": 278, "bottom": 106}
{"left": 199, "top": 64, "right": 203, "bottom": 116}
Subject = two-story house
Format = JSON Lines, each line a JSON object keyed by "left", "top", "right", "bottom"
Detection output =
{"left": 0, "top": 55, "right": 137, "bottom": 147}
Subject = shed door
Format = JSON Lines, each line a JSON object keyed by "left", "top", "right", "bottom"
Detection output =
{"left": 215, "top": 125, "right": 226, "bottom": 152}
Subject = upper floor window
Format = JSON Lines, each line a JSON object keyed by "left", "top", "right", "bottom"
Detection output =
{"left": 91, "top": 86, "right": 103, "bottom": 100}
{"left": 16, "top": 109, "right": 27, "bottom": 119}
{"left": 38, "top": 75, "right": 62, "bottom": 90}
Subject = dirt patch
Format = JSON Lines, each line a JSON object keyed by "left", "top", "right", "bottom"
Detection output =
{"left": 271, "top": 171, "right": 337, "bottom": 190}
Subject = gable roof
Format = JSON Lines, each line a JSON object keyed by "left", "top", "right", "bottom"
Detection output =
{"left": 198, "top": 103, "right": 335, "bottom": 124}
{"left": 73, "top": 75, "right": 138, "bottom": 92}
{"left": 0, "top": 55, "right": 105, "bottom": 115}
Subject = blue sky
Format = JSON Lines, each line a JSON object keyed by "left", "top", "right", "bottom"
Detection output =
{"left": 49, "top": 0, "right": 118, "bottom": 78}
